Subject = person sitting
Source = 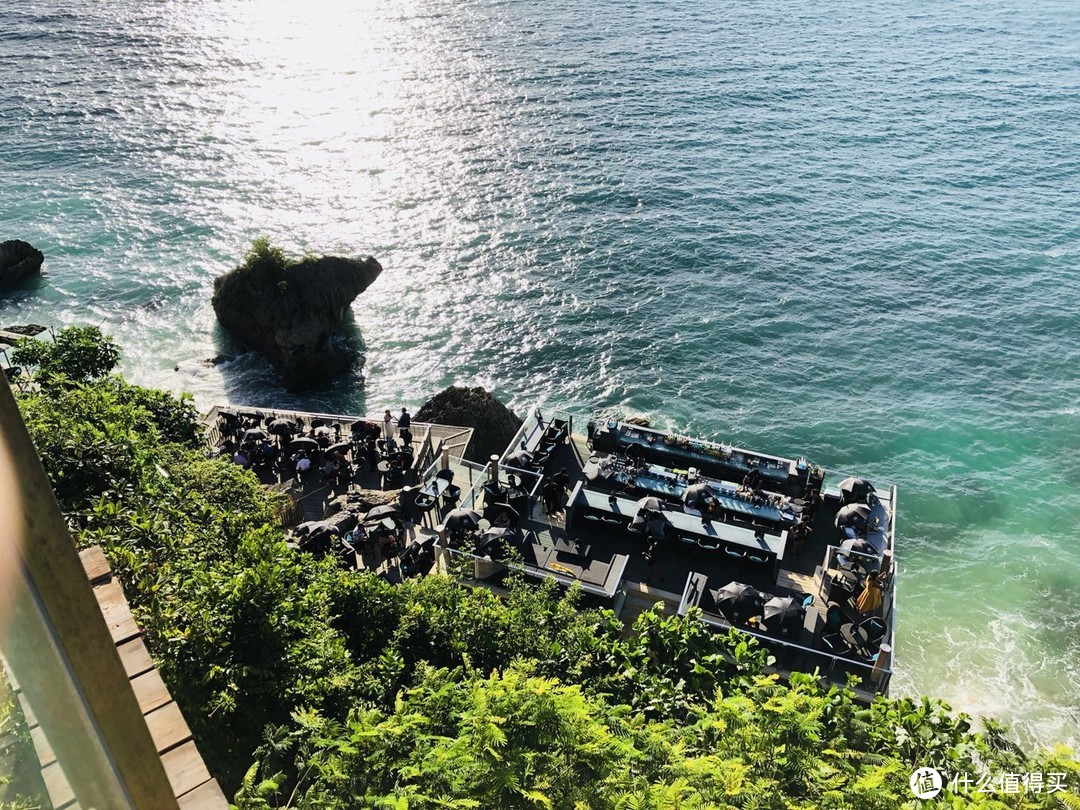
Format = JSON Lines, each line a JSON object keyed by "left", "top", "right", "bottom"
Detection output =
{"left": 739, "top": 468, "right": 764, "bottom": 496}
{"left": 232, "top": 449, "right": 249, "bottom": 468}
{"left": 295, "top": 453, "right": 313, "bottom": 481}
{"left": 625, "top": 443, "right": 644, "bottom": 465}
{"left": 321, "top": 456, "right": 339, "bottom": 479}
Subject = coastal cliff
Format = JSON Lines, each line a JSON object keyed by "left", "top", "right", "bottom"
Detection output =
{"left": 211, "top": 239, "right": 382, "bottom": 391}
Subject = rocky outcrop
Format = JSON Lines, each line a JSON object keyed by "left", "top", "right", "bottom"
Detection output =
{"left": 0, "top": 241, "right": 44, "bottom": 289}
{"left": 211, "top": 251, "right": 382, "bottom": 391}
{"left": 416, "top": 386, "right": 522, "bottom": 464}
{"left": 0, "top": 324, "right": 47, "bottom": 347}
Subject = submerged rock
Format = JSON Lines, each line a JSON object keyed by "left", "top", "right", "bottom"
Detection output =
{"left": 0, "top": 240, "right": 45, "bottom": 289}
{"left": 211, "top": 244, "right": 382, "bottom": 391}
{"left": 415, "top": 386, "right": 522, "bottom": 464}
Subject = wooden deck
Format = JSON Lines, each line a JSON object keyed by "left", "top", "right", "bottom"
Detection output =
{"left": 5, "top": 548, "right": 228, "bottom": 810}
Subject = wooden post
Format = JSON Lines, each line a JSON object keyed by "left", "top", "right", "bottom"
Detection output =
{"left": 434, "top": 524, "right": 449, "bottom": 573}
{"left": 489, "top": 454, "right": 499, "bottom": 486}
{"left": 0, "top": 374, "right": 179, "bottom": 808}
{"left": 871, "top": 642, "right": 892, "bottom": 686}
{"left": 441, "top": 445, "right": 450, "bottom": 471}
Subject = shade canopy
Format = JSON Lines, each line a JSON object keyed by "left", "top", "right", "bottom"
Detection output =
{"left": 712, "top": 581, "right": 765, "bottom": 621}
{"left": 268, "top": 418, "right": 296, "bottom": 435}
{"left": 683, "top": 483, "right": 715, "bottom": 504}
{"left": 290, "top": 437, "right": 319, "bottom": 450}
{"left": 243, "top": 427, "right": 268, "bottom": 442}
{"left": 762, "top": 595, "right": 804, "bottom": 632}
{"left": 635, "top": 496, "right": 663, "bottom": 514}
{"left": 326, "top": 442, "right": 352, "bottom": 456}
{"left": 840, "top": 537, "right": 877, "bottom": 556}
{"left": 838, "top": 477, "right": 875, "bottom": 503}
{"left": 296, "top": 520, "right": 340, "bottom": 537}
{"left": 835, "top": 503, "right": 871, "bottom": 529}
{"left": 364, "top": 504, "right": 399, "bottom": 521}
{"left": 445, "top": 508, "right": 481, "bottom": 531}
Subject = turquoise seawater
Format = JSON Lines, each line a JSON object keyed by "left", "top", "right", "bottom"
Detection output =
{"left": 2, "top": 0, "right": 1078, "bottom": 748}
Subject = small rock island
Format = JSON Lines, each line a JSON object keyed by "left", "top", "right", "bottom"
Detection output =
{"left": 211, "top": 239, "right": 382, "bottom": 391}
{"left": 0, "top": 240, "right": 45, "bottom": 290}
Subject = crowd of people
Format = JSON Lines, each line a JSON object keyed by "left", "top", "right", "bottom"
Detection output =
{"left": 216, "top": 406, "right": 417, "bottom": 491}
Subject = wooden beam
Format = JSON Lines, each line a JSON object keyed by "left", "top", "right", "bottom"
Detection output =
{"left": 0, "top": 373, "right": 180, "bottom": 808}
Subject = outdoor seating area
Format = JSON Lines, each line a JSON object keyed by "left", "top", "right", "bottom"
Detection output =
{"left": 211, "top": 407, "right": 424, "bottom": 490}
{"left": 205, "top": 404, "right": 897, "bottom": 696}
{"left": 682, "top": 573, "right": 814, "bottom": 639}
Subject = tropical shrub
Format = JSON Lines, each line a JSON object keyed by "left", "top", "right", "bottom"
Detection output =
{"left": 13, "top": 328, "right": 1080, "bottom": 806}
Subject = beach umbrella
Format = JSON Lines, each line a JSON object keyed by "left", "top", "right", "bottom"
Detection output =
{"left": 856, "top": 575, "right": 882, "bottom": 614}
{"left": 865, "top": 529, "right": 888, "bottom": 555}
{"left": 762, "top": 595, "right": 805, "bottom": 633}
{"left": 445, "top": 508, "right": 481, "bottom": 532}
{"left": 290, "top": 436, "right": 319, "bottom": 451}
{"left": 712, "top": 582, "right": 765, "bottom": 620}
{"left": 489, "top": 502, "right": 521, "bottom": 525}
{"left": 297, "top": 520, "right": 339, "bottom": 538}
{"left": 838, "top": 477, "right": 875, "bottom": 504}
{"left": 838, "top": 538, "right": 880, "bottom": 573}
{"left": 364, "top": 504, "right": 399, "bottom": 521}
{"left": 243, "top": 427, "right": 269, "bottom": 442}
{"left": 635, "top": 496, "right": 663, "bottom": 515}
{"left": 326, "top": 441, "right": 352, "bottom": 456}
{"left": 268, "top": 418, "right": 296, "bottom": 435}
{"left": 840, "top": 537, "right": 877, "bottom": 557}
{"left": 683, "top": 483, "right": 715, "bottom": 504}
{"left": 314, "top": 425, "right": 333, "bottom": 437}
{"left": 835, "top": 503, "right": 871, "bottom": 530}
{"left": 866, "top": 494, "right": 889, "bottom": 529}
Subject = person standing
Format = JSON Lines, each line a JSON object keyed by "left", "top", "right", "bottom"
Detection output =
{"left": 398, "top": 407, "right": 411, "bottom": 437}
{"left": 382, "top": 409, "right": 393, "bottom": 440}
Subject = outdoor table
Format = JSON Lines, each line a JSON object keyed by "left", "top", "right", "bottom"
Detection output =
{"left": 420, "top": 477, "right": 450, "bottom": 499}
{"left": 582, "top": 459, "right": 797, "bottom": 526}
{"left": 840, "top": 624, "right": 871, "bottom": 658}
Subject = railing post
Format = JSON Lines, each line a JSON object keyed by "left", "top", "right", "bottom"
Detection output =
{"left": 871, "top": 643, "right": 892, "bottom": 688}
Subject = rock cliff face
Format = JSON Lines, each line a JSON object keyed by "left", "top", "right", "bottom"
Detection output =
{"left": 0, "top": 240, "right": 44, "bottom": 289}
{"left": 211, "top": 252, "right": 382, "bottom": 391}
{"left": 416, "top": 386, "right": 522, "bottom": 463}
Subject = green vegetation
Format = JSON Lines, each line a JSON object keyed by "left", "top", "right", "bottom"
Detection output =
{"left": 240, "top": 237, "right": 290, "bottom": 279}
{"left": 0, "top": 672, "right": 45, "bottom": 810}
{"left": 11, "top": 327, "right": 1080, "bottom": 808}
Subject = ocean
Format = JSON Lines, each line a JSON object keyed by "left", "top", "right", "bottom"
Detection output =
{"left": 1, "top": 0, "right": 1078, "bottom": 749}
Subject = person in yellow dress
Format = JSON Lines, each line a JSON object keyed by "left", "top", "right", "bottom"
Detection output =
{"left": 856, "top": 572, "right": 882, "bottom": 614}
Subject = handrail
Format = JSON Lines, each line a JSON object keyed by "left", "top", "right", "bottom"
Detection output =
{"left": 0, "top": 373, "right": 179, "bottom": 808}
